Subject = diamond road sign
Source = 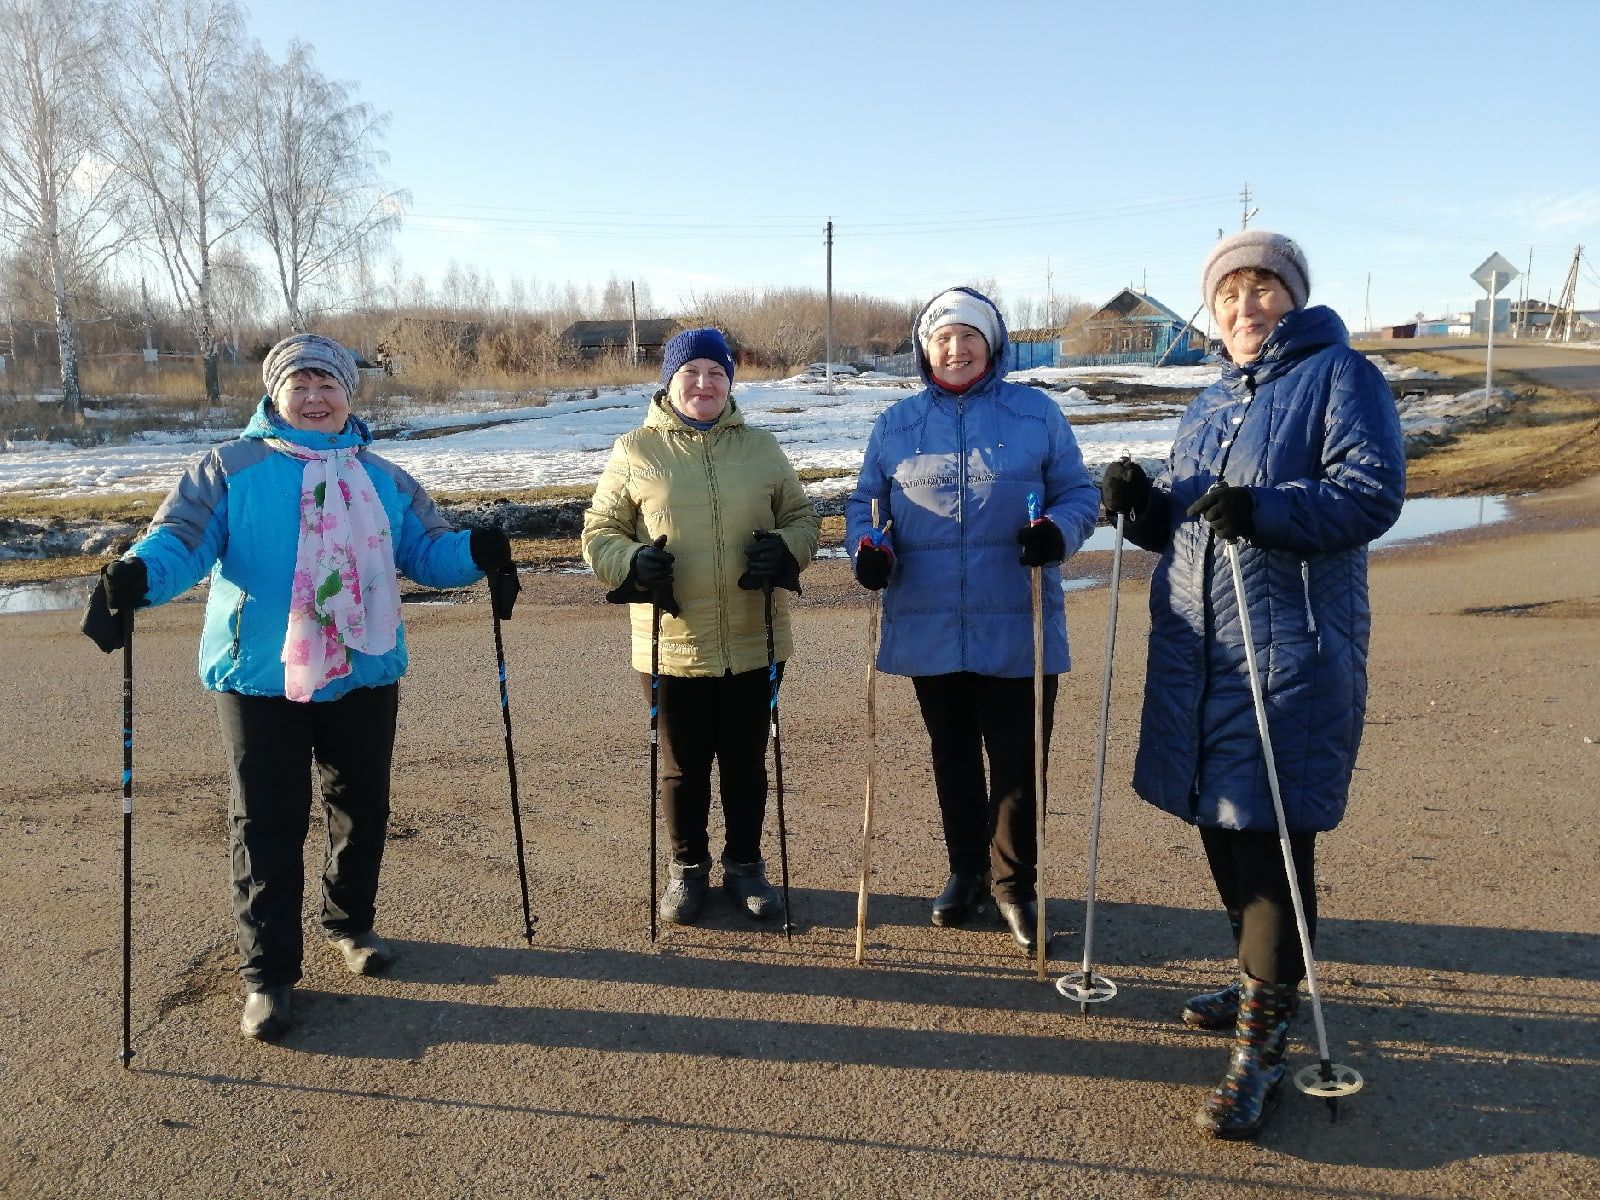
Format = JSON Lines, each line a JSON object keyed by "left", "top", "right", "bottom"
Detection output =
{"left": 1471, "top": 252, "right": 1520, "bottom": 295}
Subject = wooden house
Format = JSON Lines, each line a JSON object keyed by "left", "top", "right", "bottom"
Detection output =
{"left": 560, "top": 318, "right": 680, "bottom": 363}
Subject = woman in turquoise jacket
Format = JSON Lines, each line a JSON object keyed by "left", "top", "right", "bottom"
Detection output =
{"left": 845, "top": 287, "right": 1099, "bottom": 951}
{"left": 81, "top": 334, "right": 516, "bottom": 1043}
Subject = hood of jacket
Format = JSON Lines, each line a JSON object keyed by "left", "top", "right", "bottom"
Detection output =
{"left": 913, "top": 287, "right": 1011, "bottom": 398}
{"left": 242, "top": 396, "right": 374, "bottom": 451}
{"left": 1220, "top": 304, "right": 1348, "bottom": 393}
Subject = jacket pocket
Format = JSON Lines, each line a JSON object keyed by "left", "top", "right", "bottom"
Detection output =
{"left": 229, "top": 590, "right": 247, "bottom": 662}
{"left": 1299, "top": 560, "right": 1322, "bottom": 653}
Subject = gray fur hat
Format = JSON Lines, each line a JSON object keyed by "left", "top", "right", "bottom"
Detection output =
{"left": 1201, "top": 230, "right": 1311, "bottom": 313}
{"left": 262, "top": 333, "right": 359, "bottom": 400}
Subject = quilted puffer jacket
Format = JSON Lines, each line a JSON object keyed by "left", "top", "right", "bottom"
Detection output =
{"left": 845, "top": 288, "right": 1099, "bottom": 678}
{"left": 582, "top": 393, "right": 820, "bottom": 676}
{"left": 126, "top": 399, "right": 482, "bottom": 700}
{"left": 1122, "top": 305, "right": 1405, "bottom": 833}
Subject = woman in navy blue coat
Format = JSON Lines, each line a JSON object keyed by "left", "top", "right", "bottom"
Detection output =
{"left": 1102, "top": 232, "right": 1404, "bottom": 1139}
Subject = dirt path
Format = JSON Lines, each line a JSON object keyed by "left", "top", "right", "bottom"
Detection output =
{"left": 2, "top": 480, "right": 1598, "bottom": 1199}
{"left": 1377, "top": 339, "right": 1600, "bottom": 497}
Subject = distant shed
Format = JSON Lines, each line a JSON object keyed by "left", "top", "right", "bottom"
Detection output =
{"left": 561, "top": 319, "right": 680, "bottom": 363}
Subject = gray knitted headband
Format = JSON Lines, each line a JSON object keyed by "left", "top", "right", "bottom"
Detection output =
{"left": 263, "top": 333, "right": 359, "bottom": 400}
{"left": 1201, "top": 231, "right": 1311, "bottom": 313}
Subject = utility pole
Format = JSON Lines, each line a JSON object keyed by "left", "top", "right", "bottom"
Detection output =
{"left": 1045, "top": 257, "right": 1054, "bottom": 328}
{"left": 1546, "top": 246, "right": 1582, "bottom": 343}
{"left": 1240, "top": 183, "right": 1259, "bottom": 230}
{"left": 628, "top": 281, "right": 639, "bottom": 367}
{"left": 824, "top": 219, "right": 835, "bottom": 392}
{"left": 1364, "top": 273, "right": 1372, "bottom": 336}
{"left": 1517, "top": 246, "right": 1533, "bottom": 337}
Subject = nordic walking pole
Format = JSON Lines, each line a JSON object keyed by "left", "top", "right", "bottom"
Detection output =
{"left": 1223, "top": 529, "right": 1363, "bottom": 1119}
{"left": 490, "top": 568, "right": 535, "bottom": 944}
{"left": 1056, "top": 507, "right": 1124, "bottom": 1014}
{"left": 1027, "top": 492, "right": 1048, "bottom": 981}
{"left": 854, "top": 499, "right": 887, "bottom": 964}
{"left": 119, "top": 608, "right": 134, "bottom": 1069}
{"left": 648, "top": 597, "right": 662, "bottom": 944}
{"left": 763, "top": 582, "right": 793, "bottom": 939}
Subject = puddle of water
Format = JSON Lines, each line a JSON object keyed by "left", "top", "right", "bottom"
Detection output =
{"left": 0, "top": 575, "right": 96, "bottom": 615}
{"left": 1077, "top": 495, "right": 1509, "bottom": 554}
{"left": 0, "top": 497, "right": 1515, "bottom": 614}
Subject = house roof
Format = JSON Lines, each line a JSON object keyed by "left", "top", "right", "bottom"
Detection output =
{"left": 561, "top": 318, "right": 680, "bottom": 348}
{"left": 1079, "top": 288, "right": 1188, "bottom": 326}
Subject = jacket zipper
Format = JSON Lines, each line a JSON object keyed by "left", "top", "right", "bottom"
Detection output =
{"left": 229, "top": 589, "right": 246, "bottom": 661}
{"left": 1299, "top": 561, "right": 1317, "bottom": 634}
{"left": 955, "top": 393, "right": 967, "bottom": 669}
{"left": 702, "top": 430, "right": 729, "bottom": 671}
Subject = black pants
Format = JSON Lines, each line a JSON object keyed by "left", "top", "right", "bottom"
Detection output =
{"left": 1199, "top": 826, "right": 1317, "bottom": 986}
{"left": 912, "top": 672, "right": 1058, "bottom": 903}
{"left": 214, "top": 684, "right": 399, "bottom": 988}
{"left": 640, "top": 665, "right": 780, "bottom": 867}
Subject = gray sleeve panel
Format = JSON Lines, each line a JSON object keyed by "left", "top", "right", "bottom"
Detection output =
{"left": 360, "top": 451, "right": 454, "bottom": 535}
{"left": 148, "top": 446, "right": 238, "bottom": 551}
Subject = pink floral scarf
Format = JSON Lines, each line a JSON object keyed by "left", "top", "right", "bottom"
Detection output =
{"left": 267, "top": 440, "right": 402, "bottom": 701}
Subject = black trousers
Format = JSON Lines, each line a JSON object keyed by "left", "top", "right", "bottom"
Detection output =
{"left": 214, "top": 684, "right": 399, "bottom": 988}
{"left": 1199, "top": 825, "right": 1318, "bottom": 986}
{"left": 912, "top": 672, "right": 1058, "bottom": 904}
{"left": 640, "top": 665, "right": 781, "bottom": 867}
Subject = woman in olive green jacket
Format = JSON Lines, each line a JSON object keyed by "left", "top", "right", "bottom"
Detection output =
{"left": 582, "top": 328, "right": 820, "bottom": 925}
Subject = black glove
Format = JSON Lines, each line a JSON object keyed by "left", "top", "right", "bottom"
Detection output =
{"left": 1187, "top": 484, "right": 1255, "bottom": 541}
{"left": 469, "top": 528, "right": 520, "bottom": 621}
{"left": 737, "top": 530, "right": 798, "bottom": 592}
{"left": 633, "top": 535, "right": 674, "bottom": 588}
{"left": 103, "top": 557, "right": 148, "bottom": 612}
{"left": 80, "top": 557, "right": 147, "bottom": 653}
{"left": 1100, "top": 459, "right": 1150, "bottom": 517}
{"left": 80, "top": 577, "right": 127, "bottom": 653}
{"left": 604, "top": 535, "right": 682, "bottom": 616}
{"left": 1016, "top": 517, "right": 1065, "bottom": 567}
{"left": 469, "top": 527, "right": 512, "bottom": 572}
{"left": 853, "top": 536, "right": 893, "bottom": 591}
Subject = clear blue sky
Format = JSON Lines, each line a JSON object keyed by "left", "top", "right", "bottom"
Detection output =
{"left": 245, "top": 0, "right": 1600, "bottom": 329}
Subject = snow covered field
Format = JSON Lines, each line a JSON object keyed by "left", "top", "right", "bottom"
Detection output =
{"left": 0, "top": 368, "right": 1196, "bottom": 498}
{"left": 0, "top": 358, "right": 1465, "bottom": 500}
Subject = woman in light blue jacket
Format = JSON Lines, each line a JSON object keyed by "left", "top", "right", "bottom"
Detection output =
{"left": 846, "top": 287, "right": 1098, "bottom": 950}
{"left": 81, "top": 334, "right": 516, "bottom": 1043}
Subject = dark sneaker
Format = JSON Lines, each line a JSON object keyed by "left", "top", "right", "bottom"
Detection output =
{"left": 328, "top": 931, "right": 392, "bottom": 976}
{"left": 931, "top": 872, "right": 990, "bottom": 927}
{"left": 721, "top": 856, "right": 782, "bottom": 919}
{"left": 659, "top": 859, "right": 712, "bottom": 925}
{"left": 240, "top": 985, "right": 293, "bottom": 1041}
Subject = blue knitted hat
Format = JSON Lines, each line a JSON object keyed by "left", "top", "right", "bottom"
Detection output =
{"left": 660, "top": 327, "right": 735, "bottom": 388}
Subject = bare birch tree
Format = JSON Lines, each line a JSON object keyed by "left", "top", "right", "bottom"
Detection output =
{"left": 236, "top": 40, "right": 403, "bottom": 333}
{"left": 103, "top": 0, "right": 247, "bottom": 404}
{"left": 0, "top": 0, "right": 128, "bottom": 412}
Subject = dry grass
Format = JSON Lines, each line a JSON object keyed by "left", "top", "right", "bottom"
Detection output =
{"left": 1370, "top": 346, "right": 1600, "bottom": 496}
{"left": 0, "top": 492, "right": 164, "bottom": 522}
{"left": 0, "top": 553, "right": 105, "bottom": 585}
